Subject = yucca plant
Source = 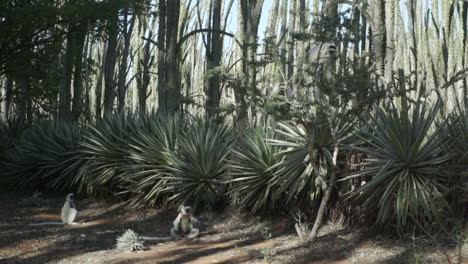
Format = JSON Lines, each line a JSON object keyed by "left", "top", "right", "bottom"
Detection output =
{"left": 0, "top": 118, "right": 29, "bottom": 160}
{"left": 267, "top": 123, "right": 317, "bottom": 209}
{"left": 269, "top": 112, "right": 356, "bottom": 211}
{"left": 228, "top": 127, "right": 285, "bottom": 213}
{"left": 164, "top": 118, "right": 233, "bottom": 210}
{"left": 4, "top": 120, "right": 85, "bottom": 191}
{"left": 343, "top": 101, "right": 453, "bottom": 233}
{"left": 441, "top": 108, "right": 468, "bottom": 218}
{"left": 78, "top": 113, "right": 140, "bottom": 196}
{"left": 124, "top": 114, "right": 188, "bottom": 208}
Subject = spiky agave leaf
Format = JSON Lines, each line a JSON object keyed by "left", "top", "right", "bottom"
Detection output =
{"left": 342, "top": 101, "right": 453, "bottom": 232}
{"left": 164, "top": 118, "right": 233, "bottom": 210}
{"left": 124, "top": 114, "right": 188, "bottom": 208}
{"left": 116, "top": 229, "right": 145, "bottom": 252}
{"left": 78, "top": 113, "right": 140, "bottom": 195}
{"left": 0, "top": 118, "right": 29, "bottom": 162}
{"left": 268, "top": 122, "right": 317, "bottom": 206}
{"left": 228, "top": 127, "right": 285, "bottom": 213}
{"left": 267, "top": 110, "right": 356, "bottom": 210}
{"left": 4, "top": 120, "right": 85, "bottom": 192}
{"left": 440, "top": 108, "right": 468, "bottom": 216}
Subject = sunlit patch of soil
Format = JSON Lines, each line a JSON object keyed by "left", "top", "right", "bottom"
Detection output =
{"left": 79, "top": 218, "right": 114, "bottom": 227}
{"left": 31, "top": 213, "right": 61, "bottom": 221}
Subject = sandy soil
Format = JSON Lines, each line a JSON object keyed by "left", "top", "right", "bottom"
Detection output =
{"left": 0, "top": 190, "right": 466, "bottom": 264}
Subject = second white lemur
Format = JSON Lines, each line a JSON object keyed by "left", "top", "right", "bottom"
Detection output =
{"left": 29, "top": 193, "right": 78, "bottom": 226}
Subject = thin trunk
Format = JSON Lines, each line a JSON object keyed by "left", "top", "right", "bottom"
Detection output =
{"left": 95, "top": 43, "right": 105, "bottom": 119}
{"left": 157, "top": 0, "right": 167, "bottom": 113}
{"left": 279, "top": 0, "right": 288, "bottom": 96}
{"left": 384, "top": 0, "right": 396, "bottom": 87}
{"left": 238, "top": 0, "right": 265, "bottom": 126}
{"left": 408, "top": 0, "right": 418, "bottom": 91}
{"left": 462, "top": 1, "right": 467, "bottom": 107}
{"left": 287, "top": 0, "right": 296, "bottom": 85}
{"left": 138, "top": 27, "right": 155, "bottom": 114}
{"left": 206, "top": 0, "right": 223, "bottom": 116}
{"left": 117, "top": 6, "right": 136, "bottom": 112}
{"left": 58, "top": 32, "right": 74, "bottom": 120}
{"left": 165, "top": 0, "right": 181, "bottom": 114}
{"left": 2, "top": 77, "right": 13, "bottom": 120}
{"left": 83, "top": 33, "right": 91, "bottom": 121}
{"left": 103, "top": 12, "right": 119, "bottom": 117}
{"left": 71, "top": 22, "right": 88, "bottom": 121}
{"left": 370, "top": 0, "right": 386, "bottom": 80}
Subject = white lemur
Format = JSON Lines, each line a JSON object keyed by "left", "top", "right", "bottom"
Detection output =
{"left": 29, "top": 193, "right": 78, "bottom": 226}
{"left": 116, "top": 205, "right": 200, "bottom": 251}
{"left": 140, "top": 205, "right": 200, "bottom": 240}
{"left": 170, "top": 205, "right": 199, "bottom": 239}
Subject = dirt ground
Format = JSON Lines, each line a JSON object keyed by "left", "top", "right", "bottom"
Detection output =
{"left": 0, "top": 190, "right": 466, "bottom": 264}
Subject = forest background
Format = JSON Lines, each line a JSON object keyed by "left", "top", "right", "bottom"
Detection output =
{"left": 0, "top": 0, "right": 466, "bottom": 241}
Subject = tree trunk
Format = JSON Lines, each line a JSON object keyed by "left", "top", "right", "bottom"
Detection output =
{"left": 58, "top": 31, "right": 74, "bottom": 121}
{"left": 157, "top": 0, "right": 167, "bottom": 113}
{"left": 205, "top": 0, "right": 223, "bottom": 116}
{"left": 384, "top": 0, "right": 396, "bottom": 86}
{"left": 237, "top": 0, "right": 265, "bottom": 126}
{"left": 71, "top": 22, "right": 88, "bottom": 121}
{"left": 370, "top": 0, "right": 386, "bottom": 80}
{"left": 309, "top": 154, "right": 338, "bottom": 239}
{"left": 165, "top": 0, "right": 181, "bottom": 114}
{"left": 287, "top": 0, "right": 296, "bottom": 87}
{"left": 138, "top": 18, "right": 155, "bottom": 114}
{"left": 1, "top": 77, "right": 13, "bottom": 120}
{"left": 462, "top": 1, "right": 467, "bottom": 107}
{"left": 95, "top": 42, "right": 105, "bottom": 120}
{"left": 103, "top": 12, "right": 119, "bottom": 117}
{"left": 117, "top": 6, "right": 136, "bottom": 112}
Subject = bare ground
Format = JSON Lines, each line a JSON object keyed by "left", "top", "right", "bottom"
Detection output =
{"left": 0, "top": 191, "right": 466, "bottom": 264}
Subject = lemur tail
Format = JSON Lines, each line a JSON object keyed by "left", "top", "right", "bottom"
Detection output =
{"left": 139, "top": 236, "right": 173, "bottom": 241}
{"left": 29, "top": 222, "right": 65, "bottom": 226}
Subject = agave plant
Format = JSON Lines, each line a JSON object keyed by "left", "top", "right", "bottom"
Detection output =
{"left": 0, "top": 118, "right": 29, "bottom": 160}
{"left": 269, "top": 111, "right": 356, "bottom": 210}
{"left": 77, "top": 113, "right": 139, "bottom": 196}
{"left": 124, "top": 114, "right": 188, "bottom": 208}
{"left": 343, "top": 101, "right": 453, "bottom": 232}
{"left": 267, "top": 123, "right": 317, "bottom": 208}
{"left": 164, "top": 118, "right": 233, "bottom": 210}
{"left": 228, "top": 127, "right": 285, "bottom": 213}
{"left": 4, "top": 120, "right": 85, "bottom": 191}
{"left": 441, "top": 108, "right": 468, "bottom": 217}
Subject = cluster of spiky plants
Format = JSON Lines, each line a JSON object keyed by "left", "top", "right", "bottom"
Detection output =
{"left": 3, "top": 120, "right": 85, "bottom": 191}
{"left": 440, "top": 107, "right": 468, "bottom": 220}
{"left": 116, "top": 229, "right": 145, "bottom": 252}
{"left": 343, "top": 101, "right": 454, "bottom": 233}
{"left": 164, "top": 118, "right": 233, "bottom": 210}
{"left": 77, "top": 114, "right": 140, "bottom": 196}
{"left": 228, "top": 127, "right": 285, "bottom": 213}
{"left": 0, "top": 118, "right": 29, "bottom": 162}
{"left": 124, "top": 114, "right": 188, "bottom": 208}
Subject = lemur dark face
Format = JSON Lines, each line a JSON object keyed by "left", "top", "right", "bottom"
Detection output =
{"left": 67, "top": 193, "right": 75, "bottom": 201}
{"left": 181, "top": 206, "right": 192, "bottom": 215}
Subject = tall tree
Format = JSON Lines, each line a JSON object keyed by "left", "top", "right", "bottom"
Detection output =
{"left": 71, "top": 21, "right": 89, "bottom": 120}
{"left": 165, "top": 0, "right": 181, "bottom": 114}
{"left": 205, "top": 0, "right": 223, "bottom": 116}
{"left": 237, "top": 0, "right": 265, "bottom": 125}
{"left": 103, "top": 4, "right": 119, "bottom": 117}
{"left": 117, "top": 4, "right": 137, "bottom": 113}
